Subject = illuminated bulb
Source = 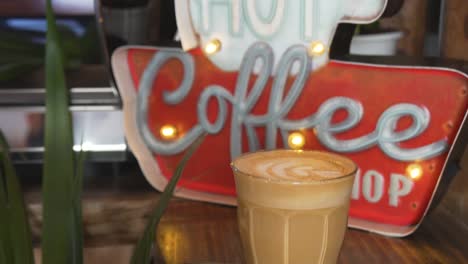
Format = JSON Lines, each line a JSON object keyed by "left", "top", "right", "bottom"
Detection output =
{"left": 406, "top": 164, "right": 423, "bottom": 180}
{"left": 309, "top": 41, "right": 327, "bottom": 56}
{"left": 288, "top": 132, "right": 306, "bottom": 150}
{"left": 204, "top": 39, "right": 222, "bottom": 55}
{"left": 160, "top": 125, "right": 178, "bottom": 140}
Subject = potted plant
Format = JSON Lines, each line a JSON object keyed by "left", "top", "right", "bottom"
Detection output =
{"left": 0, "top": 1, "right": 203, "bottom": 263}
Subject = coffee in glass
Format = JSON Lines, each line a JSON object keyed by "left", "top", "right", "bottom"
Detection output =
{"left": 232, "top": 150, "right": 356, "bottom": 264}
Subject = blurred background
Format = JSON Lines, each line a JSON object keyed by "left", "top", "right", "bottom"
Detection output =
{"left": 0, "top": 0, "right": 466, "bottom": 163}
{"left": 0, "top": 0, "right": 466, "bottom": 263}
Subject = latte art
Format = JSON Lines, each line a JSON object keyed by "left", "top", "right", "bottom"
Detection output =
{"left": 234, "top": 150, "right": 354, "bottom": 183}
{"left": 256, "top": 158, "right": 343, "bottom": 181}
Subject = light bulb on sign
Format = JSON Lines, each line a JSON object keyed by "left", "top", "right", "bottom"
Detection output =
{"left": 160, "top": 125, "right": 178, "bottom": 140}
{"left": 288, "top": 132, "right": 306, "bottom": 150}
{"left": 406, "top": 164, "right": 423, "bottom": 180}
{"left": 308, "top": 41, "right": 327, "bottom": 57}
{"left": 204, "top": 39, "right": 222, "bottom": 55}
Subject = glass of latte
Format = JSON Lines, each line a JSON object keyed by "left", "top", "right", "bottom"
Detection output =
{"left": 231, "top": 150, "right": 357, "bottom": 264}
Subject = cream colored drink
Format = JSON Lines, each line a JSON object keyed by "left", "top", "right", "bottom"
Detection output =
{"left": 232, "top": 150, "right": 356, "bottom": 264}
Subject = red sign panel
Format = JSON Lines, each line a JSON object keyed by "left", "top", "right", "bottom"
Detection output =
{"left": 112, "top": 46, "right": 467, "bottom": 236}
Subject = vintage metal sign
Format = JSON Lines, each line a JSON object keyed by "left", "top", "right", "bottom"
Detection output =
{"left": 111, "top": 0, "right": 468, "bottom": 237}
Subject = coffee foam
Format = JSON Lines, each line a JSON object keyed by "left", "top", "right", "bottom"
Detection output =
{"left": 233, "top": 150, "right": 354, "bottom": 182}
{"left": 232, "top": 150, "right": 357, "bottom": 209}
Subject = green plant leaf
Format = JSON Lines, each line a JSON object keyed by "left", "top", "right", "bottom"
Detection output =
{"left": 71, "top": 149, "right": 87, "bottom": 264}
{"left": 130, "top": 134, "right": 206, "bottom": 264}
{"left": 0, "top": 243, "right": 8, "bottom": 264}
{"left": 42, "top": 0, "right": 82, "bottom": 263}
{"left": 0, "top": 135, "right": 14, "bottom": 264}
{"left": 0, "top": 132, "right": 35, "bottom": 264}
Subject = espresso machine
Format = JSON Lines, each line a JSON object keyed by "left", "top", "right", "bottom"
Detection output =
{"left": 0, "top": 0, "right": 176, "bottom": 165}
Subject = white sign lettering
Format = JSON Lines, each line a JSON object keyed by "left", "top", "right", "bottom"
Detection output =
{"left": 136, "top": 43, "right": 448, "bottom": 163}
{"left": 362, "top": 170, "right": 385, "bottom": 203}
{"left": 352, "top": 169, "right": 415, "bottom": 207}
{"left": 389, "top": 174, "right": 415, "bottom": 207}
{"left": 179, "top": 0, "right": 386, "bottom": 71}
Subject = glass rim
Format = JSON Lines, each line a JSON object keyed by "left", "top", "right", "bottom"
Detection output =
{"left": 231, "top": 149, "right": 358, "bottom": 185}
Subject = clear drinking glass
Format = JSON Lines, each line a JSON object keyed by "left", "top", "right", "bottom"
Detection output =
{"left": 232, "top": 150, "right": 357, "bottom": 264}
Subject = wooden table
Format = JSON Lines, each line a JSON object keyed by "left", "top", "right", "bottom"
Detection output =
{"left": 23, "top": 148, "right": 468, "bottom": 264}
{"left": 27, "top": 186, "right": 468, "bottom": 264}
{"left": 153, "top": 199, "right": 468, "bottom": 264}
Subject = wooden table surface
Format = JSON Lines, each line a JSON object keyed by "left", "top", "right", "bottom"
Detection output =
{"left": 153, "top": 198, "right": 468, "bottom": 264}
{"left": 24, "top": 149, "right": 468, "bottom": 264}
{"left": 27, "top": 188, "right": 468, "bottom": 264}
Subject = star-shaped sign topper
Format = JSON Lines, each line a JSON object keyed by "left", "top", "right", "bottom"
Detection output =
{"left": 175, "top": 0, "right": 387, "bottom": 72}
